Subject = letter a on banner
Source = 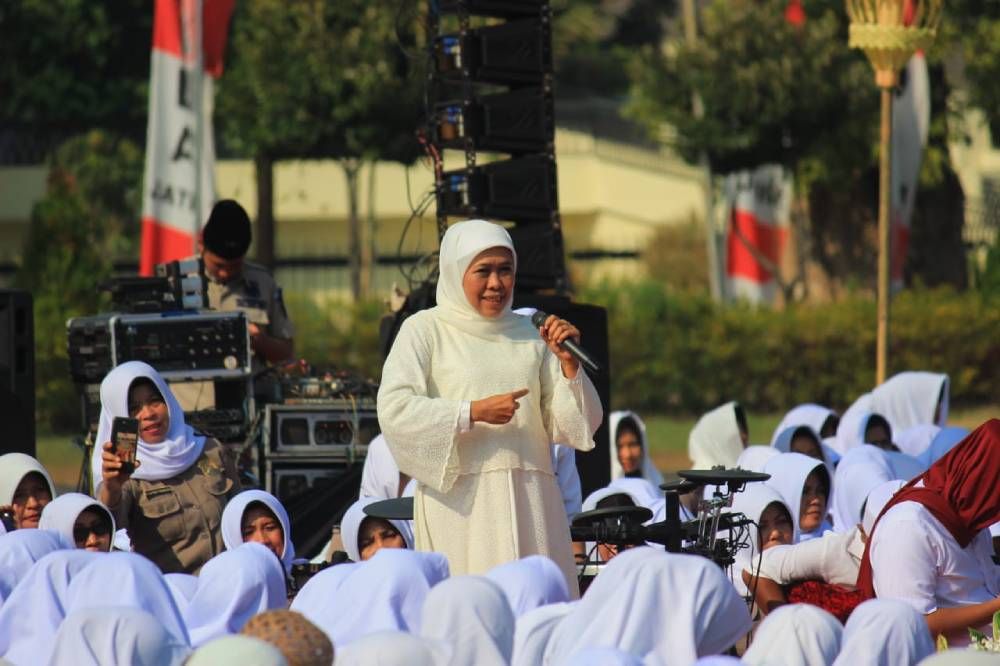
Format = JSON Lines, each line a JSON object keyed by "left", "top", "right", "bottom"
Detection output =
{"left": 139, "top": 0, "right": 236, "bottom": 275}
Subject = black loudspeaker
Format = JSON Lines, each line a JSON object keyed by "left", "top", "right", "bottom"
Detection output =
{"left": 0, "top": 290, "right": 35, "bottom": 456}
{"left": 511, "top": 295, "right": 610, "bottom": 498}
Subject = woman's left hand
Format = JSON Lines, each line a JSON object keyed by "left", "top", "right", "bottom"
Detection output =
{"left": 538, "top": 314, "right": 581, "bottom": 377}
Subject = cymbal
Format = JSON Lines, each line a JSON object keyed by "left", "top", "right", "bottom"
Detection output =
{"left": 675, "top": 469, "right": 771, "bottom": 485}
{"left": 571, "top": 505, "right": 653, "bottom": 527}
{"left": 363, "top": 497, "right": 414, "bottom": 521}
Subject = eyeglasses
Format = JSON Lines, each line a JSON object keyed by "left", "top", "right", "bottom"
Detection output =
{"left": 73, "top": 521, "right": 111, "bottom": 542}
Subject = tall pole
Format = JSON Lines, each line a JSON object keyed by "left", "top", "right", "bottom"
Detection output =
{"left": 876, "top": 87, "right": 892, "bottom": 385}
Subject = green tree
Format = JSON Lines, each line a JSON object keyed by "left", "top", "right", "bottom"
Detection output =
{"left": 15, "top": 131, "right": 143, "bottom": 430}
{"left": 216, "top": 0, "right": 424, "bottom": 299}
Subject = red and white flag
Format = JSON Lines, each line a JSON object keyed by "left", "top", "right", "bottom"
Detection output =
{"left": 139, "top": 0, "right": 236, "bottom": 275}
{"left": 890, "top": 52, "right": 931, "bottom": 288}
{"left": 723, "top": 165, "right": 793, "bottom": 303}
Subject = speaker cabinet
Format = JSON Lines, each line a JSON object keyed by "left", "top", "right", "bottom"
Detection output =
{"left": 0, "top": 290, "right": 35, "bottom": 456}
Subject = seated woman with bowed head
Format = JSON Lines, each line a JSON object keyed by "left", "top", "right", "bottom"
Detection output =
{"left": 221, "top": 489, "right": 295, "bottom": 575}
{"left": 339, "top": 496, "right": 413, "bottom": 562}
{"left": 39, "top": 492, "right": 115, "bottom": 552}
{"left": 0, "top": 452, "right": 56, "bottom": 529}
{"left": 92, "top": 361, "right": 241, "bottom": 574}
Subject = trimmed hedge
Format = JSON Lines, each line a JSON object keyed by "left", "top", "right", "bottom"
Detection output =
{"left": 580, "top": 282, "right": 1000, "bottom": 414}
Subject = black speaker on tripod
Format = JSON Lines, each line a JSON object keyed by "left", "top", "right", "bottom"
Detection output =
{"left": 0, "top": 290, "right": 35, "bottom": 456}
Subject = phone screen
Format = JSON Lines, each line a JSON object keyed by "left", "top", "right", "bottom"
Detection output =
{"left": 111, "top": 416, "right": 140, "bottom": 474}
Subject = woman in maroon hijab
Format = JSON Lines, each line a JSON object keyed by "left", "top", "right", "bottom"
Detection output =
{"left": 858, "top": 419, "right": 1000, "bottom": 642}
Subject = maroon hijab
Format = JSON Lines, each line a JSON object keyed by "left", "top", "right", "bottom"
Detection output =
{"left": 856, "top": 419, "right": 1000, "bottom": 599}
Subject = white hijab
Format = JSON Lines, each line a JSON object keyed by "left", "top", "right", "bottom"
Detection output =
{"left": 730, "top": 483, "right": 795, "bottom": 595}
{"left": 861, "top": 479, "right": 906, "bottom": 537}
{"left": 771, "top": 404, "right": 838, "bottom": 445}
{"left": 64, "top": 552, "right": 190, "bottom": 645}
{"left": 164, "top": 573, "right": 199, "bottom": 616}
{"left": 764, "top": 452, "right": 831, "bottom": 541}
{"left": 689, "top": 402, "right": 744, "bottom": 469}
{"left": 186, "top": 635, "right": 288, "bottom": 666}
{"left": 220, "top": 489, "right": 295, "bottom": 573}
{"left": 834, "top": 391, "right": 873, "bottom": 454}
{"left": 0, "top": 452, "right": 56, "bottom": 505}
{"left": 918, "top": 651, "right": 1000, "bottom": 665}
{"left": 829, "top": 445, "right": 898, "bottom": 533}
{"left": 511, "top": 602, "right": 576, "bottom": 666}
{"left": 0, "top": 529, "right": 71, "bottom": 603}
{"left": 335, "top": 631, "right": 451, "bottom": 666}
{"left": 0, "top": 549, "right": 101, "bottom": 664}
{"left": 360, "top": 434, "right": 402, "bottom": 499}
{"left": 420, "top": 576, "right": 515, "bottom": 666}
{"left": 895, "top": 424, "right": 940, "bottom": 458}
{"left": 339, "top": 496, "right": 415, "bottom": 563}
{"left": 50, "top": 606, "right": 191, "bottom": 666}
{"left": 292, "top": 548, "right": 449, "bottom": 647}
{"left": 485, "top": 555, "right": 570, "bottom": 618}
{"left": 434, "top": 219, "right": 535, "bottom": 342}
{"left": 569, "top": 647, "right": 644, "bottom": 665}
{"left": 184, "top": 542, "right": 287, "bottom": 647}
{"left": 771, "top": 424, "right": 839, "bottom": 480}
{"left": 289, "top": 561, "right": 359, "bottom": 627}
{"left": 38, "top": 493, "right": 115, "bottom": 551}
{"left": 832, "top": 599, "right": 934, "bottom": 666}
{"left": 737, "top": 445, "right": 779, "bottom": 473}
{"left": 918, "top": 426, "right": 969, "bottom": 467}
{"left": 543, "top": 547, "right": 751, "bottom": 665}
{"left": 91, "top": 361, "right": 205, "bottom": 490}
{"left": 871, "top": 371, "right": 949, "bottom": 432}
{"left": 743, "top": 603, "right": 843, "bottom": 666}
{"left": 609, "top": 411, "right": 664, "bottom": 486}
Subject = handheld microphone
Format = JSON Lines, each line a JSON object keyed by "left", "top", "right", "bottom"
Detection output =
{"left": 530, "top": 310, "right": 601, "bottom": 374}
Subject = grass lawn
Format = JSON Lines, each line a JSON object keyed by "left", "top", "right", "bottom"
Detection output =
{"left": 35, "top": 405, "right": 998, "bottom": 493}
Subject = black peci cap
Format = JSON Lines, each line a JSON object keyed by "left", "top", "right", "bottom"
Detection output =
{"left": 202, "top": 199, "right": 252, "bottom": 259}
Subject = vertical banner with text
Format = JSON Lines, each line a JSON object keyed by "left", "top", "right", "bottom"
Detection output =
{"left": 724, "top": 165, "right": 793, "bottom": 304}
{"left": 140, "top": 0, "right": 236, "bottom": 275}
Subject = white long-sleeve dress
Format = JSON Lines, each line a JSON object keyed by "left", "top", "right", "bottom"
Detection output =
{"left": 377, "top": 309, "right": 602, "bottom": 593}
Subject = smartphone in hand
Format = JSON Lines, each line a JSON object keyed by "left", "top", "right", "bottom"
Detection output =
{"left": 111, "top": 416, "right": 140, "bottom": 475}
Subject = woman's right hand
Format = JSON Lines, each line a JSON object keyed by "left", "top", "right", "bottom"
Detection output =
{"left": 471, "top": 388, "right": 529, "bottom": 425}
{"left": 100, "top": 441, "right": 137, "bottom": 490}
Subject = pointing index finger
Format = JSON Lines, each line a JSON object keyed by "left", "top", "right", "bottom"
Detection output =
{"left": 511, "top": 388, "right": 530, "bottom": 401}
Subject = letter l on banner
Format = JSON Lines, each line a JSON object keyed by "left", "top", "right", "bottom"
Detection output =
{"left": 140, "top": 0, "right": 236, "bottom": 275}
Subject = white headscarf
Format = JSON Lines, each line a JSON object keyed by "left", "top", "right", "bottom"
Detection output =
{"left": 829, "top": 445, "right": 898, "bottom": 533}
{"left": 220, "top": 489, "right": 295, "bottom": 573}
{"left": 186, "top": 635, "right": 288, "bottom": 666}
{"left": 335, "top": 631, "right": 451, "bottom": 666}
{"left": 91, "top": 361, "right": 205, "bottom": 490}
{"left": 832, "top": 598, "right": 934, "bottom": 666}
{"left": 871, "top": 371, "right": 949, "bottom": 432}
{"left": 771, "top": 424, "right": 839, "bottom": 480}
{"left": 64, "top": 552, "right": 190, "bottom": 645}
{"left": 834, "top": 392, "right": 873, "bottom": 454}
{"left": 420, "top": 576, "right": 514, "bottom": 666}
{"left": 0, "top": 452, "right": 56, "bottom": 505}
{"left": 895, "top": 424, "right": 941, "bottom": 458}
{"left": 918, "top": 651, "right": 1000, "bottom": 665}
{"left": 688, "top": 402, "right": 744, "bottom": 469}
{"left": 543, "top": 547, "right": 751, "bottom": 665}
{"left": 485, "top": 555, "right": 570, "bottom": 618}
{"left": 360, "top": 434, "right": 402, "bottom": 499}
{"left": 918, "top": 426, "right": 969, "bottom": 467}
{"left": 609, "top": 411, "right": 664, "bottom": 486}
{"left": 737, "top": 445, "right": 780, "bottom": 473}
{"left": 0, "top": 529, "right": 71, "bottom": 602}
{"left": 771, "top": 404, "right": 838, "bottom": 445}
{"left": 50, "top": 606, "right": 191, "bottom": 666}
{"left": 164, "top": 573, "right": 199, "bottom": 616}
{"left": 511, "top": 602, "right": 576, "bottom": 666}
{"left": 339, "top": 496, "right": 414, "bottom": 564}
{"left": 742, "top": 603, "right": 843, "bottom": 666}
{"left": 730, "top": 483, "right": 795, "bottom": 595}
{"left": 38, "top": 493, "right": 115, "bottom": 551}
{"left": 0, "top": 549, "right": 100, "bottom": 663}
{"left": 569, "top": 647, "right": 644, "bottom": 665}
{"left": 289, "top": 561, "right": 359, "bottom": 626}
{"left": 764, "top": 453, "right": 832, "bottom": 540}
{"left": 292, "top": 548, "right": 449, "bottom": 647}
{"left": 434, "top": 219, "right": 535, "bottom": 342}
{"left": 184, "top": 542, "right": 287, "bottom": 647}
{"left": 861, "top": 479, "right": 906, "bottom": 537}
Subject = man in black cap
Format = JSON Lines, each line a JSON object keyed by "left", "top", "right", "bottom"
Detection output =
{"left": 198, "top": 199, "right": 294, "bottom": 364}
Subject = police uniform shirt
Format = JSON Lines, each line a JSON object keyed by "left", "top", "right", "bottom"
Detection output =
{"left": 205, "top": 260, "right": 295, "bottom": 341}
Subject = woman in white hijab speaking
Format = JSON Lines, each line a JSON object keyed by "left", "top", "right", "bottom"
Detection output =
{"left": 50, "top": 606, "right": 190, "bottom": 666}
{"left": 420, "top": 576, "right": 515, "bottom": 666}
{"left": 91, "top": 361, "right": 241, "bottom": 574}
{"left": 543, "top": 547, "right": 751, "bottom": 665}
{"left": 38, "top": 493, "right": 115, "bottom": 553}
{"left": 377, "top": 220, "right": 602, "bottom": 594}
{"left": 0, "top": 452, "right": 56, "bottom": 530}
{"left": 742, "top": 603, "right": 842, "bottom": 666}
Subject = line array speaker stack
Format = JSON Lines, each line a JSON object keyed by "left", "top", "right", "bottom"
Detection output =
{"left": 429, "top": 0, "right": 567, "bottom": 292}
{"left": 0, "top": 290, "right": 35, "bottom": 457}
